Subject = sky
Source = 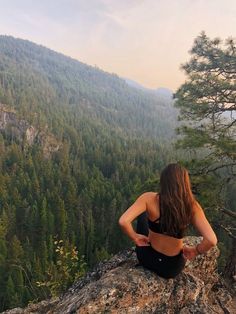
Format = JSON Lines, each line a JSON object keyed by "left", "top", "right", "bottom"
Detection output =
{"left": 0, "top": 0, "right": 235, "bottom": 91}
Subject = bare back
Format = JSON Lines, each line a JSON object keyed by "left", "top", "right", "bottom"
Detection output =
{"left": 146, "top": 192, "right": 184, "bottom": 256}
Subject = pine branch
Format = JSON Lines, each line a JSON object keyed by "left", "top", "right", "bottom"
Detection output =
{"left": 218, "top": 223, "right": 236, "bottom": 239}
{"left": 219, "top": 208, "right": 236, "bottom": 220}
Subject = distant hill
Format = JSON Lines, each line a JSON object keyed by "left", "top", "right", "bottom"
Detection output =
{"left": 125, "top": 79, "right": 173, "bottom": 98}
{"left": 125, "top": 79, "right": 175, "bottom": 111}
{"left": 124, "top": 78, "right": 150, "bottom": 91}
{"left": 154, "top": 87, "right": 173, "bottom": 99}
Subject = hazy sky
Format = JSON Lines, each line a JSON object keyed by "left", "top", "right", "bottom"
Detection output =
{"left": 0, "top": 0, "right": 235, "bottom": 90}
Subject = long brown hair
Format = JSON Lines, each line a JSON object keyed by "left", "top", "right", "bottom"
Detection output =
{"left": 159, "top": 163, "right": 195, "bottom": 237}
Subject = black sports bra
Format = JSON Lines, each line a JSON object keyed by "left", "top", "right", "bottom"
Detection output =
{"left": 148, "top": 195, "right": 185, "bottom": 239}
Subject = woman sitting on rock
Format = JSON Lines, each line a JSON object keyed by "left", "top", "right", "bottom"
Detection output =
{"left": 119, "top": 163, "right": 217, "bottom": 279}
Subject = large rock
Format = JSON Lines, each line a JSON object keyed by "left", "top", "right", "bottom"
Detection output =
{"left": 0, "top": 103, "right": 61, "bottom": 158}
{"left": 2, "top": 237, "right": 236, "bottom": 314}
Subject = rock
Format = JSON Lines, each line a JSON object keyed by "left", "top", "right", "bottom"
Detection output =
{"left": 2, "top": 237, "right": 236, "bottom": 314}
{"left": 25, "top": 126, "right": 39, "bottom": 146}
{"left": 0, "top": 103, "right": 61, "bottom": 157}
{"left": 0, "top": 104, "right": 28, "bottom": 139}
{"left": 36, "top": 130, "right": 61, "bottom": 159}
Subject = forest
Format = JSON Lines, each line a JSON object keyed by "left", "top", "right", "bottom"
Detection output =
{"left": 0, "top": 33, "right": 235, "bottom": 311}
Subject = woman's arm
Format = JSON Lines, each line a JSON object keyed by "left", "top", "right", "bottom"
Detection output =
{"left": 119, "top": 193, "right": 150, "bottom": 246}
{"left": 183, "top": 201, "right": 217, "bottom": 260}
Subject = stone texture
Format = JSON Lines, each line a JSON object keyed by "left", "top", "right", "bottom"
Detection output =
{"left": 2, "top": 237, "right": 236, "bottom": 314}
{"left": 0, "top": 103, "right": 61, "bottom": 157}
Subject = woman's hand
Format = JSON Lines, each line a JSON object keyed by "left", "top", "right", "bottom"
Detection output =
{"left": 134, "top": 233, "right": 150, "bottom": 246}
{"left": 182, "top": 246, "right": 198, "bottom": 260}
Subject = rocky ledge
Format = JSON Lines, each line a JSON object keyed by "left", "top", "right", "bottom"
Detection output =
{"left": 0, "top": 104, "right": 61, "bottom": 158}
{"left": 2, "top": 237, "right": 236, "bottom": 314}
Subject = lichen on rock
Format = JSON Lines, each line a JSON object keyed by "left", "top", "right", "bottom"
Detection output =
{"left": 2, "top": 236, "right": 236, "bottom": 314}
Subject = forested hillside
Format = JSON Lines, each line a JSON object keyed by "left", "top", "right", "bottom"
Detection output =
{"left": 0, "top": 36, "right": 178, "bottom": 310}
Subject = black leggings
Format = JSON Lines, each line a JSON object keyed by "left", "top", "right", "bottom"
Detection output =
{"left": 135, "top": 213, "right": 186, "bottom": 279}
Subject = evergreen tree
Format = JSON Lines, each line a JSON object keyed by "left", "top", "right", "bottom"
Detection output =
{"left": 5, "top": 275, "right": 19, "bottom": 309}
{"left": 176, "top": 32, "right": 236, "bottom": 175}
{"left": 175, "top": 32, "right": 236, "bottom": 279}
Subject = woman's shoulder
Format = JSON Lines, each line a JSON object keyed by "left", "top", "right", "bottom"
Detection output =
{"left": 139, "top": 191, "right": 158, "bottom": 197}
{"left": 191, "top": 199, "right": 204, "bottom": 215}
{"left": 139, "top": 192, "right": 159, "bottom": 203}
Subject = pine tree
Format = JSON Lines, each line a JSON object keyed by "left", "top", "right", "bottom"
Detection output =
{"left": 9, "top": 235, "right": 24, "bottom": 262}
{"left": 86, "top": 209, "right": 95, "bottom": 266}
{"left": 5, "top": 275, "right": 19, "bottom": 309}
{"left": 176, "top": 32, "right": 236, "bottom": 175}
{"left": 175, "top": 32, "right": 236, "bottom": 279}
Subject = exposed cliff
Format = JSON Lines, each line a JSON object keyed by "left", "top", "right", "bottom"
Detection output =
{"left": 0, "top": 103, "right": 61, "bottom": 157}
{"left": 2, "top": 237, "right": 236, "bottom": 314}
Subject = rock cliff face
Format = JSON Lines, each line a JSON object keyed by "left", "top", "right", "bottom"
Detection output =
{"left": 0, "top": 104, "right": 61, "bottom": 158}
{"left": 3, "top": 237, "right": 236, "bottom": 314}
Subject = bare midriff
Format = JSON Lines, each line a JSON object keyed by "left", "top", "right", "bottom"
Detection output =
{"left": 149, "top": 230, "right": 183, "bottom": 256}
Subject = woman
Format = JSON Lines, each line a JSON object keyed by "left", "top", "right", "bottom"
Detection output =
{"left": 119, "top": 163, "right": 217, "bottom": 279}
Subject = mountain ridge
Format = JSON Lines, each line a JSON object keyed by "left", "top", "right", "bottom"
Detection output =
{"left": 0, "top": 34, "right": 177, "bottom": 142}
